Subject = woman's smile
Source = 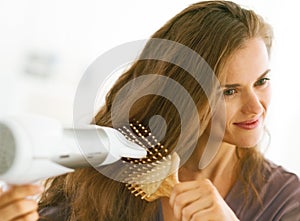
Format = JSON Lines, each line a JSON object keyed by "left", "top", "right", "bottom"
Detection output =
{"left": 233, "top": 116, "right": 262, "bottom": 130}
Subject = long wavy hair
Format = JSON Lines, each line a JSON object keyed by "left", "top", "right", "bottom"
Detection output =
{"left": 39, "top": 1, "right": 273, "bottom": 220}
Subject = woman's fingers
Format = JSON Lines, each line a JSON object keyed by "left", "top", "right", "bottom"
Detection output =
{"left": 169, "top": 179, "right": 214, "bottom": 207}
{"left": 12, "top": 211, "right": 40, "bottom": 221}
{"left": 0, "top": 184, "right": 43, "bottom": 221}
{"left": 1, "top": 199, "right": 39, "bottom": 221}
{"left": 173, "top": 189, "right": 213, "bottom": 220}
{"left": 169, "top": 179, "right": 239, "bottom": 221}
{"left": 169, "top": 180, "right": 206, "bottom": 207}
{"left": 0, "top": 185, "right": 43, "bottom": 208}
{"left": 180, "top": 196, "right": 213, "bottom": 221}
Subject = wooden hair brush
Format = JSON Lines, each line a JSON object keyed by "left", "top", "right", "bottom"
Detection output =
{"left": 117, "top": 121, "right": 180, "bottom": 202}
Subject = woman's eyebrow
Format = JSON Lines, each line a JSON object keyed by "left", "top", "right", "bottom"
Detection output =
{"left": 256, "top": 69, "right": 271, "bottom": 80}
{"left": 223, "top": 83, "right": 240, "bottom": 88}
{"left": 222, "top": 69, "right": 271, "bottom": 88}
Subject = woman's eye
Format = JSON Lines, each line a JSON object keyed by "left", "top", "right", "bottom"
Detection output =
{"left": 223, "top": 88, "right": 236, "bottom": 96}
{"left": 255, "top": 77, "right": 270, "bottom": 86}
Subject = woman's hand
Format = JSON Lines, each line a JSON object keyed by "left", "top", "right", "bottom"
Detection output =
{"left": 0, "top": 184, "right": 43, "bottom": 221}
{"left": 169, "top": 179, "right": 239, "bottom": 221}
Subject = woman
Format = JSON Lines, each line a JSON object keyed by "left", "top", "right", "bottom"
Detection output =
{"left": 1, "top": 1, "right": 299, "bottom": 220}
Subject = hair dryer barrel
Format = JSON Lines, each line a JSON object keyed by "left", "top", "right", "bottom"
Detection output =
{"left": 0, "top": 115, "right": 146, "bottom": 184}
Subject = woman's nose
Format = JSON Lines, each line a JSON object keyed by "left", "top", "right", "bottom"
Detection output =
{"left": 241, "top": 90, "right": 264, "bottom": 115}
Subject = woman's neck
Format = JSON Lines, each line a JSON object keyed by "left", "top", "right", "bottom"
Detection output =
{"left": 179, "top": 141, "right": 238, "bottom": 197}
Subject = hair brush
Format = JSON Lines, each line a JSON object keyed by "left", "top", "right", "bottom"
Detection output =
{"left": 117, "top": 121, "right": 180, "bottom": 202}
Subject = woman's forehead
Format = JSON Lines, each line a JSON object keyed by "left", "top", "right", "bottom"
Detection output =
{"left": 222, "top": 38, "right": 270, "bottom": 84}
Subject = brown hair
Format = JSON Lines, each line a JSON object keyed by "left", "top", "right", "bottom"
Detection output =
{"left": 39, "top": 1, "right": 273, "bottom": 220}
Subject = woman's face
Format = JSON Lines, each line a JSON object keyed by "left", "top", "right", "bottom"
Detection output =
{"left": 221, "top": 38, "right": 271, "bottom": 147}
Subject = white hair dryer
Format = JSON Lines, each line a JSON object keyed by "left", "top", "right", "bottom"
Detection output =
{"left": 0, "top": 115, "right": 146, "bottom": 184}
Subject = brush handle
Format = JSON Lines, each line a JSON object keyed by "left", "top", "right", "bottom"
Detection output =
{"left": 144, "top": 170, "right": 179, "bottom": 202}
{"left": 142, "top": 152, "right": 180, "bottom": 202}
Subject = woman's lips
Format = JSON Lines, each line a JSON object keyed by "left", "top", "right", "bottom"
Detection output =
{"left": 233, "top": 118, "right": 261, "bottom": 130}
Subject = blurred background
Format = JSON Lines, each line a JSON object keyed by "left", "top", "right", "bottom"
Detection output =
{"left": 0, "top": 0, "right": 299, "bottom": 175}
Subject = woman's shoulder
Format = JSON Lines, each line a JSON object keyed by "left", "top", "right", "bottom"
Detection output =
{"left": 260, "top": 160, "right": 300, "bottom": 220}
{"left": 264, "top": 160, "right": 300, "bottom": 194}
{"left": 228, "top": 160, "right": 300, "bottom": 221}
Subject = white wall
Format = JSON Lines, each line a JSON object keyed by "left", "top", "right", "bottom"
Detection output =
{"left": 0, "top": 0, "right": 299, "bottom": 175}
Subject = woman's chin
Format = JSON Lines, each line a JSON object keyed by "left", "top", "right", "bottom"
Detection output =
{"left": 224, "top": 138, "right": 260, "bottom": 148}
{"left": 224, "top": 131, "right": 264, "bottom": 148}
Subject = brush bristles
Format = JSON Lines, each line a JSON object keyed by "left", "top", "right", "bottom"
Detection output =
{"left": 125, "top": 155, "right": 173, "bottom": 198}
{"left": 117, "top": 120, "right": 177, "bottom": 201}
{"left": 126, "top": 152, "right": 180, "bottom": 202}
{"left": 118, "top": 121, "right": 169, "bottom": 164}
